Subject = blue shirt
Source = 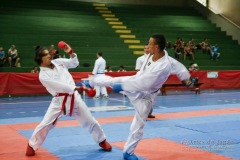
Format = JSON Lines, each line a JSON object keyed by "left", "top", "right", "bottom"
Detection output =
{"left": 212, "top": 46, "right": 219, "bottom": 52}
{"left": 0, "top": 51, "right": 5, "bottom": 58}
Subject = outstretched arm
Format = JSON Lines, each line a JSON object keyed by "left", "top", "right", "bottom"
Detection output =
{"left": 167, "top": 56, "right": 190, "bottom": 81}
{"left": 167, "top": 56, "right": 199, "bottom": 87}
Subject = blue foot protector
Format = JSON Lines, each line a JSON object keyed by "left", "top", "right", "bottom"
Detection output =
{"left": 123, "top": 152, "right": 138, "bottom": 160}
{"left": 112, "top": 84, "right": 123, "bottom": 93}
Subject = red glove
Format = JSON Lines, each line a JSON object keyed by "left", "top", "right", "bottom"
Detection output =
{"left": 77, "top": 86, "right": 96, "bottom": 97}
{"left": 85, "top": 88, "right": 96, "bottom": 97}
{"left": 58, "top": 41, "right": 73, "bottom": 54}
{"left": 58, "top": 41, "right": 66, "bottom": 49}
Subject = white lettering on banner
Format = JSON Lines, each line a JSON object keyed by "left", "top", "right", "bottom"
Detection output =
{"left": 207, "top": 72, "right": 218, "bottom": 78}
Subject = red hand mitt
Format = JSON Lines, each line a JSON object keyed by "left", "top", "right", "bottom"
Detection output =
{"left": 58, "top": 41, "right": 67, "bottom": 49}
{"left": 86, "top": 89, "right": 96, "bottom": 97}
{"left": 58, "top": 41, "right": 73, "bottom": 54}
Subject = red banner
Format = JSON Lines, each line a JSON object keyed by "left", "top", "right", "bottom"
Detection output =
{"left": 0, "top": 71, "right": 240, "bottom": 96}
{"left": 0, "top": 73, "right": 9, "bottom": 96}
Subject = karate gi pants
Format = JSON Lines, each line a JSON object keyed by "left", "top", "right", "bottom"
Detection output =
{"left": 29, "top": 91, "right": 106, "bottom": 150}
{"left": 123, "top": 93, "right": 155, "bottom": 154}
{"left": 94, "top": 74, "right": 108, "bottom": 97}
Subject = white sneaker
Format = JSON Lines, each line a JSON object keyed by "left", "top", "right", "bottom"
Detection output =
{"left": 103, "top": 96, "right": 109, "bottom": 99}
{"left": 95, "top": 96, "right": 101, "bottom": 99}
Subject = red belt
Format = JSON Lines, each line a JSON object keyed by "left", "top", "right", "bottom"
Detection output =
{"left": 52, "top": 93, "right": 75, "bottom": 125}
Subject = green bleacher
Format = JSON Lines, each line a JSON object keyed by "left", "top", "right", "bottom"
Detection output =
{"left": 106, "top": 3, "right": 240, "bottom": 70}
{"left": 0, "top": 0, "right": 239, "bottom": 72}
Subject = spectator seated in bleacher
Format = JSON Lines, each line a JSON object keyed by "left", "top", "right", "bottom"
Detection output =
{"left": 199, "top": 38, "right": 211, "bottom": 54}
{"left": 8, "top": 45, "right": 20, "bottom": 67}
{"left": 174, "top": 37, "right": 183, "bottom": 61}
{"left": 210, "top": 44, "right": 220, "bottom": 61}
{"left": 0, "top": 47, "right": 6, "bottom": 67}
{"left": 188, "top": 38, "right": 197, "bottom": 54}
{"left": 184, "top": 42, "right": 194, "bottom": 60}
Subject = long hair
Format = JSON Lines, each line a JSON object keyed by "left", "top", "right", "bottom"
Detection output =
{"left": 34, "top": 46, "right": 47, "bottom": 65}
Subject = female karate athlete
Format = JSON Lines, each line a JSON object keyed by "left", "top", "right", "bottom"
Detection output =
{"left": 25, "top": 42, "right": 111, "bottom": 156}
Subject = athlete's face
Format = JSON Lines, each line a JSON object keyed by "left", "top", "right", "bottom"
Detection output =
{"left": 144, "top": 45, "right": 149, "bottom": 53}
{"left": 41, "top": 50, "right": 52, "bottom": 67}
{"left": 148, "top": 37, "right": 158, "bottom": 55}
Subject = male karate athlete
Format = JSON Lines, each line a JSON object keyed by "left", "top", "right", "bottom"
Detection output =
{"left": 89, "top": 34, "right": 196, "bottom": 160}
{"left": 92, "top": 52, "right": 109, "bottom": 99}
{"left": 25, "top": 42, "right": 111, "bottom": 156}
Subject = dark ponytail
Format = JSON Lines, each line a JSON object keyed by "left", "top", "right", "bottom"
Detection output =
{"left": 34, "top": 46, "right": 47, "bottom": 65}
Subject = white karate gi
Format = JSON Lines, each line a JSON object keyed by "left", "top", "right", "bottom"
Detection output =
{"left": 92, "top": 56, "right": 108, "bottom": 97}
{"left": 168, "top": 54, "right": 190, "bottom": 81}
{"left": 135, "top": 53, "right": 148, "bottom": 70}
{"left": 29, "top": 54, "right": 106, "bottom": 150}
{"left": 90, "top": 50, "right": 190, "bottom": 154}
